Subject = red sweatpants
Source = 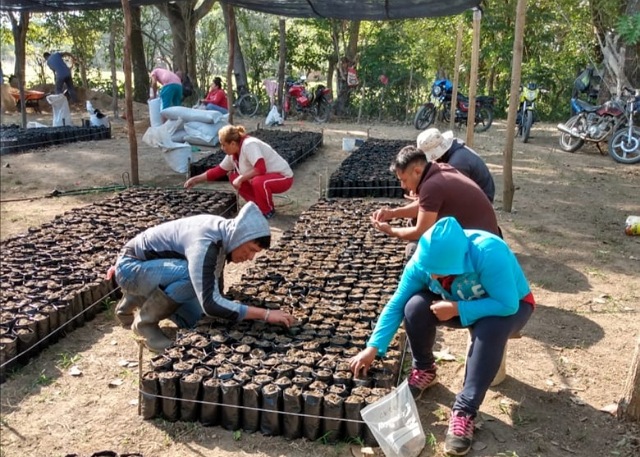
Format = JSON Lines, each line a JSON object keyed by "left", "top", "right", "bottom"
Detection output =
{"left": 229, "top": 172, "right": 294, "bottom": 215}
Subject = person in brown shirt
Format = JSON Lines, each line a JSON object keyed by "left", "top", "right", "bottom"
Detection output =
{"left": 371, "top": 145, "right": 500, "bottom": 257}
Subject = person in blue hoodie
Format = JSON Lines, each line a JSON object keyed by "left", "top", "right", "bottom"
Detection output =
{"left": 349, "top": 216, "right": 535, "bottom": 456}
{"left": 112, "top": 202, "right": 296, "bottom": 352}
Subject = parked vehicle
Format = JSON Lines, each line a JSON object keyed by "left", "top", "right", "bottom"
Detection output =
{"left": 607, "top": 88, "right": 640, "bottom": 164}
{"left": 413, "top": 78, "right": 494, "bottom": 132}
{"left": 413, "top": 78, "right": 452, "bottom": 130}
{"left": 284, "top": 76, "right": 332, "bottom": 123}
{"left": 557, "top": 93, "right": 627, "bottom": 154}
{"left": 234, "top": 84, "right": 260, "bottom": 117}
{"left": 516, "top": 82, "right": 545, "bottom": 143}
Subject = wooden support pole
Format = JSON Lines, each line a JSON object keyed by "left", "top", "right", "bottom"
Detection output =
{"left": 502, "top": 0, "right": 527, "bottom": 212}
{"left": 450, "top": 20, "right": 464, "bottom": 132}
{"left": 465, "top": 8, "right": 481, "bottom": 146}
{"left": 225, "top": 1, "right": 236, "bottom": 125}
{"left": 618, "top": 337, "right": 640, "bottom": 421}
{"left": 121, "top": 0, "right": 139, "bottom": 185}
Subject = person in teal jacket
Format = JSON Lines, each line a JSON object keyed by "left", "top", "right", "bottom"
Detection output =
{"left": 349, "top": 216, "right": 535, "bottom": 456}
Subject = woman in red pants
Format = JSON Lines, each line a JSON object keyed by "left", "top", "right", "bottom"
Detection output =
{"left": 184, "top": 124, "right": 294, "bottom": 219}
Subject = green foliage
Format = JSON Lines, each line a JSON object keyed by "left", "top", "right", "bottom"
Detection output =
{"left": 618, "top": 13, "right": 640, "bottom": 45}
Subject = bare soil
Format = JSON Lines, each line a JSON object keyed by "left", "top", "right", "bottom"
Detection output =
{"left": 1, "top": 104, "right": 639, "bottom": 457}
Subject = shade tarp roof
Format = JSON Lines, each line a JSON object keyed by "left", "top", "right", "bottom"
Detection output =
{"left": 0, "top": 0, "right": 481, "bottom": 19}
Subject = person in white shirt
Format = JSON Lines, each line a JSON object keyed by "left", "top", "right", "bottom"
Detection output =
{"left": 184, "top": 125, "right": 294, "bottom": 219}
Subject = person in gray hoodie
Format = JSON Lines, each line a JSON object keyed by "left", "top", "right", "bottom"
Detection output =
{"left": 112, "top": 202, "right": 295, "bottom": 352}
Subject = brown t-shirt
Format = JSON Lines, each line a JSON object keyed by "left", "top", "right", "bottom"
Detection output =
{"left": 417, "top": 162, "right": 500, "bottom": 235}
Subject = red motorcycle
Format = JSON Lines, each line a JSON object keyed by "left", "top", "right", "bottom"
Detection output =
{"left": 284, "top": 76, "right": 332, "bottom": 123}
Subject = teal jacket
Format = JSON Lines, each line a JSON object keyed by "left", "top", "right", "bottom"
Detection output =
{"left": 368, "top": 216, "right": 532, "bottom": 355}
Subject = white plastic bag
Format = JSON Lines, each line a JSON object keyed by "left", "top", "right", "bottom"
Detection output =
{"left": 265, "top": 105, "right": 283, "bottom": 126}
{"left": 148, "top": 98, "right": 163, "bottom": 127}
{"left": 162, "top": 145, "right": 192, "bottom": 174}
{"left": 142, "top": 118, "right": 192, "bottom": 173}
{"left": 86, "top": 100, "right": 109, "bottom": 127}
{"left": 46, "top": 94, "right": 72, "bottom": 127}
{"left": 360, "top": 380, "right": 426, "bottom": 457}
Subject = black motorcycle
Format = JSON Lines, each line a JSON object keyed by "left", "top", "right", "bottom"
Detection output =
{"left": 414, "top": 78, "right": 494, "bottom": 132}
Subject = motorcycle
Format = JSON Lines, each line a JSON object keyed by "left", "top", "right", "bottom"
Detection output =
{"left": 414, "top": 78, "right": 452, "bottom": 130}
{"left": 515, "top": 82, "right": 544, "bottom": 143}
{"left": 557, "top": 94, "right": 627, "bottom": 154}
{"left": 284, "top": 76, "right": 332, "bottom": 123}
{"left": 607, "top": 88, "right": 640, "bottom": 164}
{"left": 414, "top": 78, "right": 494, "bottom": 132}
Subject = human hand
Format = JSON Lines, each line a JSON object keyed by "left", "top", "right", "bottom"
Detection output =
{"left": 349, "top": 347, "right": 378, "bottom": 377}
{"left": 266, "top": 309, "right": 296, "bottom": 328}
{"left": 371, "top": 207, "right": 391, "bottom": 223}
{"left": 184, "top": 177, "right": 197, "bottom": 189}
{"left": 430, "top": 300, "right": 459, "bottom": 321}
{"left": 231, "top": 176, "right": 243, "bottom": 189}
{"left": 404, "top": 191, "right": 418, "bottom": 202}
{"left": 371, "top": 220, "right": 392, "bottom": 236}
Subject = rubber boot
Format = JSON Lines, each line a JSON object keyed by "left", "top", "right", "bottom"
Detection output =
{"left": 132, "top": 288, "right": 180, "bottom": 353}
{"left": 115, "top": 294, "right": 145, "bottom": 329}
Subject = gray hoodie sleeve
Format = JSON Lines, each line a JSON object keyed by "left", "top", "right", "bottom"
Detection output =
{"left": 186, "top": 240, "right": 248, "bottom": 321}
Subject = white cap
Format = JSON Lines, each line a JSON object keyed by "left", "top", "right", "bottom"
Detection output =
{"left": 417, "top": 128, "right": 454, "bottom": 161}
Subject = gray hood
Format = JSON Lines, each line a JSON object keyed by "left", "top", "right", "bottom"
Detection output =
{"left": 223, "top": 202, "right": 271, "bottom": 252}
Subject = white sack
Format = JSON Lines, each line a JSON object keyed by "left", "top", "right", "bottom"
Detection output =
{"left": 148, "top": 98, "right": 163, "bottom": 127}
{"left": 183, "top": 120, "right": 227, "bottom": 146}
{"left": 161, "top": 106, "right": 224, "bottom": 124}
{"left": 142, "top": 118, "right": 192, "bottom": 173}
{"left": 46, "top": 94, "right": 72, "bottom": 127}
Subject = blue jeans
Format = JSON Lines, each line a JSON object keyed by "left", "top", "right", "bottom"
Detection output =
{"left": 404, "top": 290, "right": 533, "bottom": 416}
{"left": 205, "top": 103, "right": 228, "bottom": 114}
{"left": 114, "top": 256, "right": 203, "bottom": 328}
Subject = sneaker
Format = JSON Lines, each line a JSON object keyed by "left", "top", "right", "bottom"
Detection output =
{"left": 444, "top": 410, "right": 475, "bottom": 456}
{"left": 408, "top": 364, "right": 437, "bottom": 396}
{"left": 264, "top": 210, "right": 276, "bottom": 220}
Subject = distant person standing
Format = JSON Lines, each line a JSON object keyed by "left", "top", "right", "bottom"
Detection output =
{"left": 43, "top": 51, "right": 77, "bottom": 102}
{"left": 150, "top": 67, "right": 183, "bottom": 110}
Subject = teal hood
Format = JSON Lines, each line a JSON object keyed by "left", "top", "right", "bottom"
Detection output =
{"left": 414, "top": 216, "right": 469, "bottom": 275}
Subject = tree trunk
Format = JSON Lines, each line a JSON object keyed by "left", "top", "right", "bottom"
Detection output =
{"left": 156, "top": 0, "right": 215, "bottom": 87}
{"left": 333, "top": 20, "right": 360, "bottom": 116}
{"left": 109, "top": 22, "right": 119, "bottom": 117}
{"left": 9, "top": 12, "right": 29, "bottom": 128}
{"left": 130, "top": 6, "right": 149, "bottom": 103}
{"left": 618, "top": 337, "right": 640, "bottom": 422}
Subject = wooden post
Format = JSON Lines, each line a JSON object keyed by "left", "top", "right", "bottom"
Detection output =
{"left": 465, "top": 8, "right": 481, "bottom": 146}
{"left": 502, "top": 0, "right": 527, "bottom": 212}
{"left": 278, "top": 18, "right": 286, "bottom": 115}
{"left": 121, "top": 0, "right": 139, "bottom": 185}
{"left": 618, "top": 337, "right": 640, "bottom": 421}
{"left": 226, "top": 1, "right": 236, "bottom": 125}
{"left": 450, "top": 20, "right": 464, "bottom": 132}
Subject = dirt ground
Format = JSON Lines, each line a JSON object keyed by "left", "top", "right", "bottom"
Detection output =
{"left": 1, "top": 103, "right": 639, "bottom": 457}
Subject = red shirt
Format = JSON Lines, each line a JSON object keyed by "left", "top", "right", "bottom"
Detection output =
{"left": 203, "top": 88, "right": 228, "bottom": 109}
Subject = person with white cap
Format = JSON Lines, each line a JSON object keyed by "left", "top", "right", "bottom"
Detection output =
{"left": 417, "top": 128, "right": 495, "bottom": 203}
{"left": 371, "top": 145, "right": 499, "bottom": 258}
{"left": 111, "top": 202, "right": 296, "bottom": 352}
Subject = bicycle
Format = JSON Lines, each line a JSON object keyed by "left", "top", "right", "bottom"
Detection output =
{"left": 234, "top": 84, "right": 260, "bottom": 117}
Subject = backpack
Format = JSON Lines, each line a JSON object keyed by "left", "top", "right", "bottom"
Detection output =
{"left": 574, "top": 68, "right": 592, "bottom": 94}
{"left": 182, "top": 74, "right": 194, "bottom": 98}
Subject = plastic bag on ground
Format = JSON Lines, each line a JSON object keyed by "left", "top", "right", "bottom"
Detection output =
{"left": 46, "top": 94, "right": 72, "bottom": 127}
{"left": 183, "top": 120, "right": 227, "bottom": 146}
{"left": 360, "top": 380, "right": 426, "bottom": 457}
{"left": 86, "top": 100, "right": 110, "bottom": 127}
{"left": 265, "top": 105, "right": 283, "bottom": 126}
